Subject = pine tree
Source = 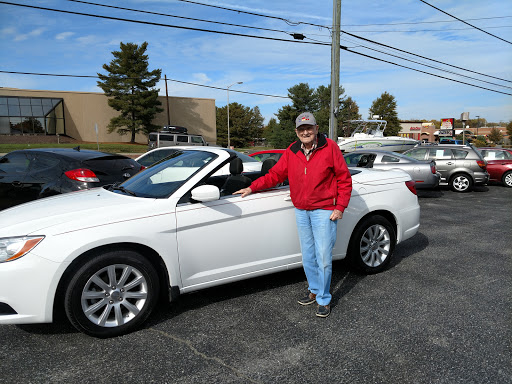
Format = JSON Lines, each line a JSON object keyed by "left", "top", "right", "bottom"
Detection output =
{"left": 216, "top": 103, "right": 264, "bottom": 147}
{"left": 272, "top": 82, "right": 354, "bottom": 145}
{"left": 97, "top": 42, "right": 162, "bottom": 143}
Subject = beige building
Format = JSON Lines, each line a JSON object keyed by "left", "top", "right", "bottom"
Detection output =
{"left": 0, "top": 87, "right": 217, "bottom": 145}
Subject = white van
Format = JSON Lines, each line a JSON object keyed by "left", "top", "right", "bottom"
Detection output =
{"left": 148, "top": 132, "right": 207, "bottom": 150}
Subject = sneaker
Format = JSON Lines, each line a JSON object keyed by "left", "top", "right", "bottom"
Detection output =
{"left": 297, "top": 292, "right": 316, "bottom": 306}
{"left": 316, "top": 304, "right": 330, "bottom": 318}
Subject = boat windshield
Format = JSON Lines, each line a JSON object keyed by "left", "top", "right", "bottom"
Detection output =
{"left": 346, "top": 120, "right": 387, "bottom": 137}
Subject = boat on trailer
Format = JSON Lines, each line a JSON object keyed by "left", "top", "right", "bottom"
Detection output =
{"left": 337, "top": 120, "right": 419, "bottom": 153}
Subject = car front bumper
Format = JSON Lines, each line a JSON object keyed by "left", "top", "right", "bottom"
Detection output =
{"left": 0, "top": 253, "right": 65, "bottom": 325}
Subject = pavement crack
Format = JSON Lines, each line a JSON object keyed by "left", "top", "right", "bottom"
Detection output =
{"left": 149, "top": 328, "right": 263, "bottom": 384}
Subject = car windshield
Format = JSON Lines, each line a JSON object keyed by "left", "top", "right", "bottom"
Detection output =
{"left": 113, "top": 150, "right": 218, "bottom": 198}
{"left": 224, "top": 148, "right": 260, "bottom": 163}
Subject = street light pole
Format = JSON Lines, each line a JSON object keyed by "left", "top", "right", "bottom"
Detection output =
{"left": 227, "top": 81, "right": 243, "bottom": 148}
{"left": 476, "top": 115, "right": 480, "bottom": 137}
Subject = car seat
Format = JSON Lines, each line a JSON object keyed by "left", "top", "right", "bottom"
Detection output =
{"left": 220, "top": 157, "right": 252, "bottom": 196}
{"left": 260, "top": 158, "right": 277, "bottom": 177}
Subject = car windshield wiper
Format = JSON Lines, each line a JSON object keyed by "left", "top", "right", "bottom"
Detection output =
{"left": 111, "top": 185, "right": 137, "bottom": 196}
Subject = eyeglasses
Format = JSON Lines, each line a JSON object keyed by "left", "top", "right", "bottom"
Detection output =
{"left": 296, "top": 125, "right": 316, "bottom": 133}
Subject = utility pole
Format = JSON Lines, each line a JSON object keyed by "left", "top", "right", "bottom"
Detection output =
{"left": 164, "top": 75, "right": 170, "bottom": 127}
{"left": 329, "top": 0, "right": 341, "bottom": 141}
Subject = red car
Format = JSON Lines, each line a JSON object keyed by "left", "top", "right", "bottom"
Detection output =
{"left": 478, "top": 147, "right": 512, "bottom": 187}
{"left": 249, "top": 149, "right": 285, "bottom": 162}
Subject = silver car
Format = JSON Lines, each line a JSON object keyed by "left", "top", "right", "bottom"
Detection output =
{"left": 403, "top": 144, "right": 489, "bottom": 192}
{"left": 344, "top": 150, "right": 441, "bottom": 189}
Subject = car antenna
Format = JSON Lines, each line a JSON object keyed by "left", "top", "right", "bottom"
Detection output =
{"left": 73, "top": 146, "right": 80, "bottom": 151}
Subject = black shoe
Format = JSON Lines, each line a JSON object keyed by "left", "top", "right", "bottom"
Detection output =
{"left": 298, "top": 292, "right": 316, "bottom": 306}
{"left": 316, "top": 304, "right": 330, "bottom": 318}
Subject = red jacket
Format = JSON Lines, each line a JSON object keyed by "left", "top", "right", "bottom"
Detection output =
{"left": 250, "top": 134, "right": 352, "bottom": 212}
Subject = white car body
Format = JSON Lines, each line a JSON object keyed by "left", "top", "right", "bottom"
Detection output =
{"left": 0, "top": 147, "right": 420, "bottom": 336}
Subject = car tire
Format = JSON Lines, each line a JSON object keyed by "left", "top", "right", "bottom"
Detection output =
{"left": 64, "top": 250, "right": 159, "bottom": 338}
{"left": 347, "top": 215, "right": 396, "bottom": 274}
{"left": 502, "top": 171, "right": 512, "bottom": 188}
{"left": 449, "top": 173, "right": 473, "bottom": 192}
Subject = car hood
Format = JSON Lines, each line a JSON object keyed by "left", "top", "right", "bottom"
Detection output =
{"left": 0, "top": 188, "right": 155, "bottom": 237}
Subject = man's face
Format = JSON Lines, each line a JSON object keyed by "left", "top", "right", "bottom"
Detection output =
{"left": 296, "top": 124, "right": 319, "bottom": 146}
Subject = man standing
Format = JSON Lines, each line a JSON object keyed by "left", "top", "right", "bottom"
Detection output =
{"left": 235, "top": 112, "right": 352, "bottom": 318}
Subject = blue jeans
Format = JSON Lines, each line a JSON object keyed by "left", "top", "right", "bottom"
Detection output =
{"left": 295, "top": 208, "right": 338, "bottom": 306}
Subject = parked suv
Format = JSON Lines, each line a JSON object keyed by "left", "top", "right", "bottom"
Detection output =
{"left": 403, "top": 144, "right": 489, "bottom": 192}
{"left": 148, "top": 132, "right": 207, "bottom": 150}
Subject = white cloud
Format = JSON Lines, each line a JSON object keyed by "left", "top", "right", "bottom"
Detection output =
{"left": 13, "top": 28, "right": 45, "bottom": 42}
{"left": 0, "top": 27, "right": 16, "bottom": 36}
{"left": 193, "top": 73, "right": 212, "bottom": 83}
{"left": 55, "top": 32, "right": 75, "bottom": 40}
{"left": 76, "top": 35, "right": 101, "bottom": 45}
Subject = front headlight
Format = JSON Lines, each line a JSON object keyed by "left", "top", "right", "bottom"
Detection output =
{"left": 0, "top": 236, "right": 45, "bottom": 263}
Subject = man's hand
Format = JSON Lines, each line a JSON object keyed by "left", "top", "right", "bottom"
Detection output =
{"left": 233, "top": 187, "right": 252, "bottom": 198}
{"left": 330, "top": 209, "right": 343, "bottom": 221}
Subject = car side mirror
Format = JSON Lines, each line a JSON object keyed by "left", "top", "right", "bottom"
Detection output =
{"left": 191, "top": 185, "right": 220, "bottom": 202}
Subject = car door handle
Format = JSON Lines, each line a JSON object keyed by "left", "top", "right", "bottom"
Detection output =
{"left": 11, "top": 181, "right": 23, "bottom": 187}
{"left": 446, "top": 162, "right": 454, "bottom": 165}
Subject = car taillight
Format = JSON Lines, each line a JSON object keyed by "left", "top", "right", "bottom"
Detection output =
{"left": 476, "top": 160, "right": 487, "bottom": 170}
{"left": 405, "top": 180, "right": 417, "bottom": 195}
{"left": 430, "top": 162, "right": 437, "bottom": 174}
{"left": 65, "top": 168, "right": 100, "bottom": 182}
{"left": 139, "top": 165, "right": 146, "bottom": 171}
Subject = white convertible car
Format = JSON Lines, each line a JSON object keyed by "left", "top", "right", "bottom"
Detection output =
{"left": 0, "top": 147, "right": 420, "bottom": 337}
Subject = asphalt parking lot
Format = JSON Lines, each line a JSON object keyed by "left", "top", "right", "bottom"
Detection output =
{"left": 1, "top": 185, "right": 511, "bottom": 384}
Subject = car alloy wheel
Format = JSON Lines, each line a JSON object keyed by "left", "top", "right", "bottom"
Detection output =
{"left": 348, "top": 215, "right": 396, "bottom": 274}
{"left": 64, "top": 250, "right": 159, "bottom": 338}
{"left": 502, "top": 171, "right": 512, "bottom": 188}
{"left": 80, "top": 264, "right": 148, "bottom": 327}
{"left": 450, "top": 173, "right": 472, "bottom": 192}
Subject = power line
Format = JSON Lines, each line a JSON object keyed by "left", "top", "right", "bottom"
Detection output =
{"left": 57, "top": 0, "right": 511, "bottom": 85}
{"left": 343, "top": 46, "right": 512, "bottom": 96}
{"left": 37, "top": 0, "right": 510, "bottom": 86}
{"left": 0, "top": 1, "right": 327, "bottom": 46}
{"left": 174, "top": 0, "right": 329, "bottom": 29}
{"left": 0, "top": 70, "right": 290, "bottom": 99}
{"left": 338, "top": 35, "right": 512, "bottom": 90}
{"left": 343, "top": 25, "right": 512, "bottom": 33}
{"left": 64, "top": 0, "right": 296, "bottom": 37}
{"left": 342, "top": 15, "right": 512, "bottom": 27}
{"left": 65, "top": 0, "right": 512, "bottom": 34}
{"left": 1, "top": 1, "right": 510, "bottom": 95}
{"left": 341, "top": 30, "right": 512, "bottom": 83}
{"left": 418, "top": 0, "right": 512, "bottom": 44}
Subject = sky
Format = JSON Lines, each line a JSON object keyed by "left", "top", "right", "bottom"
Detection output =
{"left": 1, "top": 0, "right": 511, "bottom": 127}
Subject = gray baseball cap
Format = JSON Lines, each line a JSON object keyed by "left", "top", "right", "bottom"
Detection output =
{"left": 295, "top": 112, "right": 317, "bottom": 128}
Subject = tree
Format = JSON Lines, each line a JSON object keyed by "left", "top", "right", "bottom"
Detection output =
{"left": 338, "top": 96, "right": 361, "bottom": 137}
{"left": 506, "top": 121, "right": 512, "bottom": 142}
{"left": 270, "top": 82, "right": 355, "bottom": 146}
{"left": 216, "top": 103, "right": 264, "bottom": 147}
{"left": 97, "top": 42, "right": 162, "bottom": 143}
{"left": 368, "top": 92, "right": 400, "bottom": 136}
{"left": 488, "top": 127, "right": 504, "bottom": 144}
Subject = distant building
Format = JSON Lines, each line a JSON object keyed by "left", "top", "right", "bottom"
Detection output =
{"left": 399, "top": 121, "right": 432, "bottom": 142}
{"left": 0, "top": 87, "right": 217, "bottom": 145}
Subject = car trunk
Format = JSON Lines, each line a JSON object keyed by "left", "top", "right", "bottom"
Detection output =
{"left": 82, "top": 156, "right": 141, "bottom": 185}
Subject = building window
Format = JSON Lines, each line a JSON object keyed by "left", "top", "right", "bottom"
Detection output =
{"left": 0, "top": 96, "right": 65, "bottom": 135}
